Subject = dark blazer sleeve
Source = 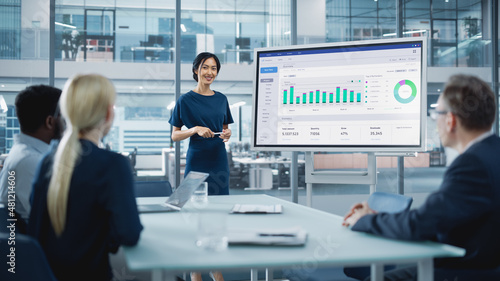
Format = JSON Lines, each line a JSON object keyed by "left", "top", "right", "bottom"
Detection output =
{"left": 352, "top": 152, "right": 495, "bottom": 241}
{"left": 104, "top": 155, "right": 143, "bottom": 246}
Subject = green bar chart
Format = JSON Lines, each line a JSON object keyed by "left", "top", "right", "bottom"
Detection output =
{"left": 280, "top": 76, "right": 364, "bottom": 106}
{"left": 282, "top": 87, "right": 363, "bottom": 105}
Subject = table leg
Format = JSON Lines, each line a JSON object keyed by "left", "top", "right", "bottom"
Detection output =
{"left": 306, "top": 182, "right": 313, "bottom": 207}
{"left": 151, "top": 270, "right": 177, "bottom": 281}
{"left": 152, "top": 269, "right": 162, "bottom": 281}
{"left": 266, "top": 268, "right": 274, "bottom": 281}
{"left": 417, "top": 258, "right": 433, "bottom": 281}
{"left": 245, "top": 165, "right": 260, "bottom": 190}
{"left": 250, "top": 269, "right": 258, "bottom": 281}
{"left": 245, "top": 164, "right": 273, "bottom": 190}
{"left": 256, "top": 165, "right": 261, "bottom": 188}
{"left": 165, "top": 274, "right": 177, "bottom": 281}
{"left": 371, "top": 263, "right": 383, "bottom": 281}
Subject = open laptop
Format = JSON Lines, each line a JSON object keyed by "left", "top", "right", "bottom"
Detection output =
{"left": 138, "top": 171, "right": 209, "bottom": 213}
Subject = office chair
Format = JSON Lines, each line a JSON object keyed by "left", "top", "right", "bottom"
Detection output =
{"left": 134, "top": 180, "right": 173, "bottom": 197}
{"left": 367, "top": 191, "right": 413, "bottom": 213}
{"left": 227, "top": 151, "right": 249, "bottom": 189}
{"left": 128, "top": 147, "right": 138, "bottom": 176}
{"left": 283, "top": 191, "right": 413, "bottom": 281}
{"left": 0, "top": 232, "right": 58, "bottom": 281}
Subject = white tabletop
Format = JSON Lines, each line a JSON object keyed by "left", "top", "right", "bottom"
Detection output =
{"left": 124, "top": 195, "right": 464, "bottom": 281}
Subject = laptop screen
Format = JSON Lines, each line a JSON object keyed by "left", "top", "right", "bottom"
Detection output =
{"left": 164, "top": 171, "right": 209, "bottom": 208}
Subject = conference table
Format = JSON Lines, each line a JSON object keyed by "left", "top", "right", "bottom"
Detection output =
{"left": 123, "top": 195, "right": 464, "bottom": 281}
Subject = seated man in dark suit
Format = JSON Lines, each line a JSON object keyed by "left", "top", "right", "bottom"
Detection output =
{"left": 343, "top": 74, "right": 500, "bottom": 281}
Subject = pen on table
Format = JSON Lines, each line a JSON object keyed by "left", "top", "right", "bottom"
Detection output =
{"left": 258, "top": 233, "right": 296, "bottom": 237}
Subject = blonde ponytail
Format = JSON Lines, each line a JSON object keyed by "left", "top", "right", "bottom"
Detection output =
{"left": 46, "top": 74, "right": 116, "bottom": 236}
{"left": 47, "top": 126, "right": 81, "bottom": 235}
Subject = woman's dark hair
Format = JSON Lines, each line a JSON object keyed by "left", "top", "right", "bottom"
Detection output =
{"left": 192, "top": 52, "right": 221, "bottom": 82}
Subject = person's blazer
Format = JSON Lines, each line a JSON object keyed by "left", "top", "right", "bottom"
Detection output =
{"left": 352, "top": 135, "right": 500, "bottom": 269}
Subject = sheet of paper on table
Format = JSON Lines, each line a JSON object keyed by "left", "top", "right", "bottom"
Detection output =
{"left": 227, "top": 226, "right": 307, "bottom": 246}
{"left": 230, "top": 204, "right": 283, "bottom": 214}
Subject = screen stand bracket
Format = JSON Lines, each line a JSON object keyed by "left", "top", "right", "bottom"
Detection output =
{"left": 304, "top": 152, "right": 417, "bottom": 207}
{"left": 304, "top": 152, "right": 377, "bottom": 207}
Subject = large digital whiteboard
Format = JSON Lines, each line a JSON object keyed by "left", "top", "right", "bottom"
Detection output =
{"left": 252, "top": 37, "right": 427, "bottom": 152}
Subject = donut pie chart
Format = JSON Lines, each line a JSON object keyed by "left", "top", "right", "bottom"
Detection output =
{"left": 394, "top": 80, "right": 417, "bottom": 104}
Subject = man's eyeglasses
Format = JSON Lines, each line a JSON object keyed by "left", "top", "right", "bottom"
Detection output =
{"left": 429, "top": 109, "right": 448, "bottom": 120}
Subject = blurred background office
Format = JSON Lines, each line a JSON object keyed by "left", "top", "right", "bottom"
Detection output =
{"left": 0, "top": 0, "right": 498, "bottom": 211}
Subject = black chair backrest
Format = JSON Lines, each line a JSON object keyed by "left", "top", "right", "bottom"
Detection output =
{"left": 134, "top": 180, "right": 173, "bottom": 197}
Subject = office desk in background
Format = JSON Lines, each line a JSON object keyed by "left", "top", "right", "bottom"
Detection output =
{"left": 232, "top": 158, "right": 305, "bottom": 190}
{"left": 123, "top": 195, "right": 464, "bottom": 281}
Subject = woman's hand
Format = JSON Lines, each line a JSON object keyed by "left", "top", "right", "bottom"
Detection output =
{"left": 193, "top": 126, "right": 214, "bottom": 138}
{"left": 220, "top": 128, "right": 231, "bottom": 142}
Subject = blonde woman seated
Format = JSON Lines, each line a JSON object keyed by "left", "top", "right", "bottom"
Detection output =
{"left": 28, "top": 74, "right": 143, "bottom": 281}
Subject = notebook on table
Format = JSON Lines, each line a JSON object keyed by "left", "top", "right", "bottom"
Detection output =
{"left": 138, "top": 171, "right": 209, "bottom": 213}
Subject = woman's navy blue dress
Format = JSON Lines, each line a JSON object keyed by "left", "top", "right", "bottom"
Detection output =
{"left": 169, "top": 90, "right": 234, "bottom": 195}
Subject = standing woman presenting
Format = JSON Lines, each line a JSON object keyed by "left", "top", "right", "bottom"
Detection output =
{"left": 169, "top": 52, "right": 234, "bottom": 196}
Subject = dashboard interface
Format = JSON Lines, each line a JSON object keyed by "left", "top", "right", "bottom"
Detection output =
{"left": 253, "top": 38, "right": 426, "bottom": 152}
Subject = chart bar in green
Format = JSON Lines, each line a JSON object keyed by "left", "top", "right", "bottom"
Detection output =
{"left": 343, "top": 89, "right": 347, "bottom": 102}
{"left": 322, "top": 91, "right": 326, "bottom": 103}
{"left": 350, "top": 91, "right": 354, "bottom": 102}
{"left": 296, "top": 97, "right": 300, "bottom": 104}
{"left": 329, "top": 93, "right": 333, "bottom": 103}
{"left": 283, "top": 90, "right": 287, "bottom": 104}
{"left": 336, "top": 87, "right": 340, "bottom": 103}
{"left": 290, "top": 87, "right": 294, "bottom": 104}
{"left": 309, "top": 91, "right": 313, "bottom": 103}
{"left": 357, "top": 93, "right": 361, "bottom": 102}
{"left": 302, "top": 93, "right": 306, "bottom": 104}
{"left": 316, "top": 90, "right": 320, "bottom": 103}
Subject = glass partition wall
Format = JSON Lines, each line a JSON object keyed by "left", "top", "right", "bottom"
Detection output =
{"left": 0, "top": 0, "right": 496, "bottom": 193}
